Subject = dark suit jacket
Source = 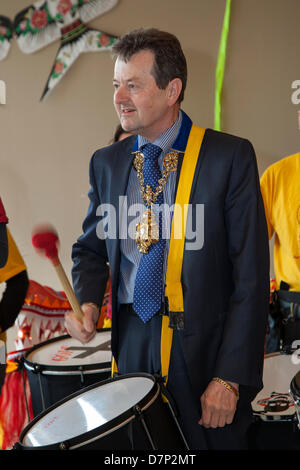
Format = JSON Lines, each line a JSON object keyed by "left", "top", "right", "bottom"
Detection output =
{"left": 72, "top": 111, "right": 270, "bottom": 401}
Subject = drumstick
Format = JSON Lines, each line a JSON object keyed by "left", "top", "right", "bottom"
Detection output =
{"left": 32, "top": 224, "right": 83, "bottom": 322}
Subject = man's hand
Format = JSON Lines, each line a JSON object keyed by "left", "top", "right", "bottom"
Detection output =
{"left": 198, "top": 379, "right": 239, "bottom": 428}
{"left": 65, "top": 302, "right": 99, "bottom": 344}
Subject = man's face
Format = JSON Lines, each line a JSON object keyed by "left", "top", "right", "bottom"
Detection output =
{"left": 113, "top": 50, "right": 175, "bottom": 142}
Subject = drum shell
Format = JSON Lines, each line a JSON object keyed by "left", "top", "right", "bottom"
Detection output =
{"left": 16, "top": 374, "right": 186, "bottom": 451}
{"left": 290, "top": 370, "right": 300, "bottom": 431}
{"left": 248, "top": 420, "right": 300, "bottom": 450}
{"left": 23, "top": 330, "right": 111, "bottom": 416}
{"left": 26, "top": 366, "right": 111, "bottom": 417}
{"left": 290, "top": 370, "right": 300, "bottom": 400}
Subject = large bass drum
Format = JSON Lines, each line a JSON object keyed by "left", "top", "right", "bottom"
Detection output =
{"left": 15, "top": 373, "right": 188, "bottom": 450}
{"left": 23, "top": 329, "right": 111, "bottom": 416}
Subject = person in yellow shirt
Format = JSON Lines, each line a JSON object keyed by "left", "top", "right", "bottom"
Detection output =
{"left": 260, "top": 152, "right": 300, "bottom": 352}
{"left": 0, "top": 229, "right": 29, "bottom": 393}
{"left": 0, "top": 229, "right": 29, "bottom": 337}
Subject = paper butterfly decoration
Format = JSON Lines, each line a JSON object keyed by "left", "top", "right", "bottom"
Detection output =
{"left": 0, "top": 0, "right": 119, "bottom": 100}
{"left": 0, "top": 15, "right": 13, "bottom": 61}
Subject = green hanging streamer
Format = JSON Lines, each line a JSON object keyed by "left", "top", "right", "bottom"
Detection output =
{"left": 214, "top": 0, "right": 232, "bottom": 131}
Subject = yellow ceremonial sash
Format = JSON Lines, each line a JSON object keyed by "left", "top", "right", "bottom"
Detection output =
{"left": 111, "top": 356, "right": 118, "bottom": 376}
{"left": 111, "top": 125, "right": 206, "bottom": 379}
{"left": 161, "top": 125, "right": 205, "bottom": 386}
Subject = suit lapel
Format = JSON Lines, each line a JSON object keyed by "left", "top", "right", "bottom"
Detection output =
{"left": 188, "top": 129, "right": 208, "bottom": 202}
{"left": 173, "top": 116, "right": 208, "bottom": 203}
{"left": 109, "top": 135, "right": 137, "bottom": 229}
{"left": 109, "top": 135, "right": 136, "bottom": 304}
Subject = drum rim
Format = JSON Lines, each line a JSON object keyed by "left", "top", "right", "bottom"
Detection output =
{"left": 265, "top": 350, "right": 298, "bottom": 358}
{"left": 264, "top": 351, "right": 291, "bottom": 359}
{"left": 290, "top": 370, "right": 300, "bottom": 398}
{"left": 16, "top": 372, "right": 159, "bottom": 450}
{"left": 23, "top": 328, "right": 111, "bottom": 374}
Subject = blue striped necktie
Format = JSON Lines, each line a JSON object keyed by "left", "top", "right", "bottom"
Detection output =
{"left": 133, "top": 143, "right": 165, "bottom": 323}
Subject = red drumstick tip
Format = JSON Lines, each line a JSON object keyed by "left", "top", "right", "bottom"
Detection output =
{"left": 32, "top": 224, "right": 59, "bottom": 264}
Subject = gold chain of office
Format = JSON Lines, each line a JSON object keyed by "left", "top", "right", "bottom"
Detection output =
{"left": 132, "top": 150, "right": 179, "bottom": 254}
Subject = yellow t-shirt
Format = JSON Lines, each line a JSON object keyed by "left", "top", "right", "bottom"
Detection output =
{"left": 260, "top": 152, "right": 300, "bottom": 291}
{"left": 0, "top": 228, "right": 26, "bottom": 283}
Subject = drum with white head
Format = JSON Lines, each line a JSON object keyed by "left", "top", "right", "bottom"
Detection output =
{"left": 23, "top": 329, "right": 111, "bottom": 416}
{"left": 249, "top": 351, "right": 300, "bottom": 449}
{"left": 15, "top": 373, "right": 188, "bottom": 450}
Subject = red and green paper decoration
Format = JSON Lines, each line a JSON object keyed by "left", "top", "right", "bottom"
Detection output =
{"left": 1, "top": 0, "right": 118, "bottom": 100}
{"left": 1, "top": 0, "right": 232, "bottom": 112}
{"left": 0, "top": 16, "right": 13, "bottom": 61}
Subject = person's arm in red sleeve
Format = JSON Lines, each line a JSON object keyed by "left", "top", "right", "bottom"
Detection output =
{"left": 0, "top": 198, "right": 8, "bottom": 268}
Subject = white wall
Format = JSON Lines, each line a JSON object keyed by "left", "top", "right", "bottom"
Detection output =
{"left": 1, "top": 0, "right": 299, "bottom": 350}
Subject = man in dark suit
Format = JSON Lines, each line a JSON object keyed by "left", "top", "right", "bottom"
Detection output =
{"left": 65, "top": 28, "right": 269, "bottom": 450}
